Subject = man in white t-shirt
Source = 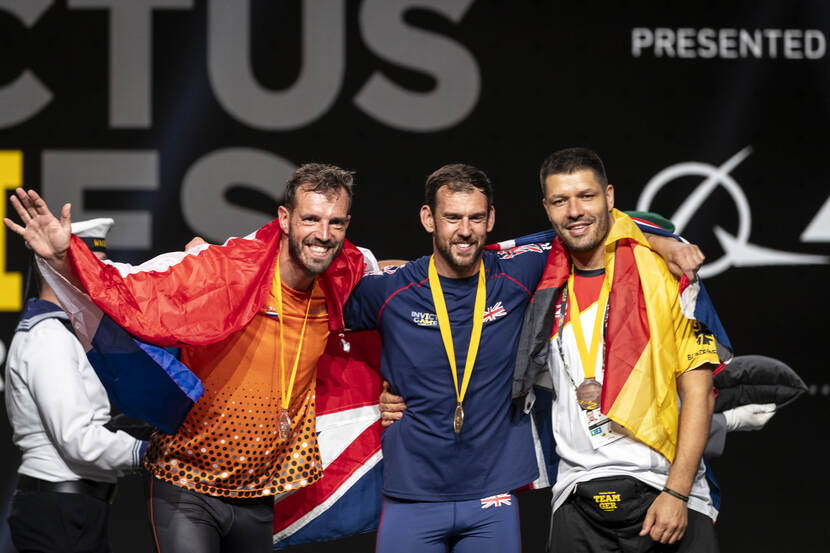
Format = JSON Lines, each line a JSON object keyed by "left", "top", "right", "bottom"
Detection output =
{"left": 536, "top": 147, "right": 722, "bottom": 552}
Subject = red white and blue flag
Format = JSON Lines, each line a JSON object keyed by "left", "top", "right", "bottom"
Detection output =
{"left": 483, "top": 301, "right": 507, "bottom": 323}
{"left": 480, "top": 493, "right": 513, "bottom": 509}
{"left": 272, "top": 331, "right": 384, "bottom": 548}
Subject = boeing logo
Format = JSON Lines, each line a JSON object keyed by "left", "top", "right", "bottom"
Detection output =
{"left": 637, "top": 146, "right": 830, "bottom": 278}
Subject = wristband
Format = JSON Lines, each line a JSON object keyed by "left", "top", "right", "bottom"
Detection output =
{"left": 661, "top": 486, "right": 689, "bottom": 502}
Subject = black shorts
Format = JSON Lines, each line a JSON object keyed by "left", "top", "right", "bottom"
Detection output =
{"left": 549, "top": 476, "right": 718, "bottom": 553}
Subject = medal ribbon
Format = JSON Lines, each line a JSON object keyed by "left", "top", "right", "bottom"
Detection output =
{"left": 275, "top": 255, "right": 315, "bottom": 412}
{"left": 428, "top": 256, "right": 486, "bottom": 410}
{"left": 566, "top": 246, "right": 615, "bottom": 380}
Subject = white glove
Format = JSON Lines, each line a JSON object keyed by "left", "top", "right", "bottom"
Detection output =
{"left": 723, "top": 403, "right": 777, "bottom": 431}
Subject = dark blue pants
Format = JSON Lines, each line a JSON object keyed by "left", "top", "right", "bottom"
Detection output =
{"left": 375, "top": 493, "right": 521, "bottom": 553}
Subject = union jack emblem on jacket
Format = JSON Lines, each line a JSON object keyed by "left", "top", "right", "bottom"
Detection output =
{"left": 480, "top": 493, "right": 512, "bottom": 509}
{"left": 482, "top": 301, "right": 507, "bottom": 323}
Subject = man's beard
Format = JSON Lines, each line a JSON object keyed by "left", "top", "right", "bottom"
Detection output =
{"left": 433, "top": 237, "right": 485, "bottom": 276}
{"left": 555, "top": 209, "right": 612, "bottom": 254}
{"left": 287, "top": 228, "right": 342, "bottom": 276}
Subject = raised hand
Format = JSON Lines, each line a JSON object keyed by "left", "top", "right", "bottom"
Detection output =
{"left": 4, "top": 188, "right": 72, "bottom": 264}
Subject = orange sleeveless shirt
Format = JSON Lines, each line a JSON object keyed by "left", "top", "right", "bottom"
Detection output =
{"left": 144, "top": 273, "right": 329, "bottom": 498}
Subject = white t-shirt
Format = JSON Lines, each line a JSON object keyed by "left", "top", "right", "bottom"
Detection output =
{"left": 548, "top": 293, "right": 718, "bottom": 521}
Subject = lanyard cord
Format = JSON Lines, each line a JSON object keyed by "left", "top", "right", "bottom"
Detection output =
{"left": 555, "top": 246, "right": 616, "bottom": 390}
{"left": 274, "top": 255, "right": 315, "bottom": 411}
{"left": 428, "top": 256, "right": 486, "bottom": 407}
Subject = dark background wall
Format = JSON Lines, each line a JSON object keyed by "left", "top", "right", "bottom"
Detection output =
{"left": 0, "top": 1, "right": 828, "bottom": 551}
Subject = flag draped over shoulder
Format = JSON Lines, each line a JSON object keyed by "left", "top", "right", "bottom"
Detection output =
{"left": 37, "top": 218, "right": 365, "bottom": 434}
{"left": 535, "top": 210, "right": 732, "bottom": 462}
{"left": 273, "top": 331, "right": 384, "bottom": 548}
{"left": 36, "top": 258, "right": 205, "bottom": 434}
{"left": 65, "top": 219, "right": 364, "bottom": 345}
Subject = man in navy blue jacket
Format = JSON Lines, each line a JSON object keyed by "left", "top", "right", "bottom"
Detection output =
{"left": 344, "top": 163, "right": 700, "bottom": 553}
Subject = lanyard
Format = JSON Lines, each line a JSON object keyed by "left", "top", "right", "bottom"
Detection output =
{"left": 274, "top": 255, "right": 315, "bottom": 412}
{"left": 428, "top": 256, "right": 486, "bottom": 413}
{"left": 565, "top": 248, "right": 615, "bottom": 380}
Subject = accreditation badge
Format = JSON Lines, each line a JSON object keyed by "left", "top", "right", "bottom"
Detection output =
{"left": 579, "top": 406, "right": 624, "bottom": 450}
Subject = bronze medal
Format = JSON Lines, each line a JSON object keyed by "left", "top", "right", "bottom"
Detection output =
{"left": 278, "top": 409, "right": 292, "bottom": 441}
{"left": 453, "top": 403, "right": 464, "bottom": 434}
{"left": 576, "top": 378, "right": 602, "bottom": 411}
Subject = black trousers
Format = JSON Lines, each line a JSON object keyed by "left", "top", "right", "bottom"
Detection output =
{"left": 146, "top": 475, "right": 274, "bottom": 553}
{"left": 549, "top": 476, "right": 719, "bottom": 553}
{"left": 8, "top": 488, "right": 110, "bottom": 553}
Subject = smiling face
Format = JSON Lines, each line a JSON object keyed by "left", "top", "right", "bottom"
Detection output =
{"left": 420, "top": 185, "right": 495, "bottom": 278}
{"left": 542, "top": 169, "right": 614, "bottom": 269}
{"left": 278, "top": 185, "right": 351, "bottom": 285}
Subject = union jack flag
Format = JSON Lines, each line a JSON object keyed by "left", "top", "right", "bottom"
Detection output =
{"left": 482, "top": 301, "right": 507, "bottom": 323}
{"left": 273, "top": 331, "right": 384, "bottom": 549}
{"left": 480, "top": 493, "right": 512, "bottom": 509}
{"left": 496, "top": 243, "right": 546, "bottom": 260}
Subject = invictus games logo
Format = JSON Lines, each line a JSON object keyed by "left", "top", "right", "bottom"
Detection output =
{"left": 593, "top": 491, "right": 621, "bottom": 511}
{"left": 412, "top": 304, "right": 507, "bottom": 327}
{"left": 637, "top": 146, "right": 830, "bottom": 278}
{"left": 411, "top": 311, "right": 438, "bottom": 327}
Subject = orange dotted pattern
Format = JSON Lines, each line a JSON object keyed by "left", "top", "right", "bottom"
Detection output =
{"left": 144, "top": 280, "right": 329, "bottom": 498}
{"left": 145, "top": 388, "right": 322, "bottom": 497}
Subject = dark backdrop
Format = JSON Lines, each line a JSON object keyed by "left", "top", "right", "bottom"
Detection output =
{"left": 1, "top": 1, "right": 828, "bottom": 551}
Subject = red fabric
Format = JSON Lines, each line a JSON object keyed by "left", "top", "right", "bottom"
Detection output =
{"left": 572, "top": 272, "right": 604, "bottom": 309}
{"left": 601, "top": 239, "right": 650, "bottom": 413}
{"left": 531, "top": 239, "right": 570, "bottom": 301}
{"left": 537, "top": 237, "right": 651, "bottom": 414}
{"left": 68, "top": 219, "right": 365, "bottom": 347}
{"left": 316, "top": 330, "right": 383, "bottom": 415}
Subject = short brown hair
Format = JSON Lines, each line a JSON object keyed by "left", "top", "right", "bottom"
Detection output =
{"left": 283, "top": 163, "right": 355, "bottom": 210}
{"left": 424, "top": 163, "right": 494, "bottom": 212}
{"left": 539, "top": 147, "right": 608, "bottom": 196}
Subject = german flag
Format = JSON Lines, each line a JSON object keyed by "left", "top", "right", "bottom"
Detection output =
{"left": 540, "top": 210, "right": 731, "bottom": 461}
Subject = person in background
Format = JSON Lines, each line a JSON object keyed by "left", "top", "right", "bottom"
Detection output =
{"left": 5, "top": 218, "right": 146, "bottom": 553}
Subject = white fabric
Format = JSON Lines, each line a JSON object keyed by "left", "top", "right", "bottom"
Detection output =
{"left": 357, "top": 246, "right": 381, "bottom": 275}
{"left": 35, "top": 258, "right": 104, "bottom": 353}
{"left": 5, "top": 316, "right": 142, "bottom": 483}
{"left": 723, "top": 403, "right": 776, "bottom": 431}
{"left": 548, "top": 302, "right": 718, "bottom": 521}
{"left": 71, "top": 217, "right": 114, "bottom": 239}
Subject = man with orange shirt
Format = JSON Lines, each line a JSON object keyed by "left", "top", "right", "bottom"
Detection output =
{"left": 4, "top": 164, "right": 366, "bottom": 552}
